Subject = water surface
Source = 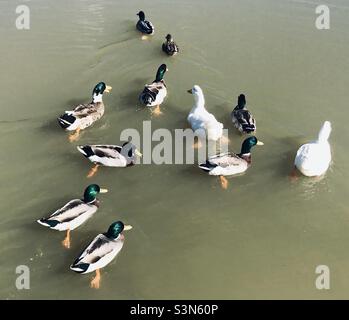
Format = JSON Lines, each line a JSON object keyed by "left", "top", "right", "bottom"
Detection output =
{"left": 0, "top": 0, "right": 349, "bottom": 299}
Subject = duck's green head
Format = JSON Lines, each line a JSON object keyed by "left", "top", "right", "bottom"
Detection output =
{"left": 236, "top": 94, "right": 246, "bottom": 110}
{"left": 155, "top": 64, "right": 168, "bottom": 82}
{"left": 137, "top": 11, "right": 145, "bottom": 21}
{"left": 92, "top": 82, "right": 112, "bottom": 96}
{"left": 240, "top": 136, "right": 264, "bottom": 155}
{"left": 83, "top": 184, "right": 108, "bottom": 203}
{"left": 106, "top": 221, "right": 133, "bottom": 239}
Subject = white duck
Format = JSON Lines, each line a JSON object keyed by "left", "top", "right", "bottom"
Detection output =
{"left": 294, "top": 121, "right": 332, "bottom": 177}
{"left": 187, "top": 85, "right": 223, "bottom": 142}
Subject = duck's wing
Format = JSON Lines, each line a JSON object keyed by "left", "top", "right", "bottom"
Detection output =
{"left": 232, "top": 109, "right": 256, "bottom": 133}
{"left": 58, "top": 103, "right": 102, "bottom": 129}
{"left": 78, "top": 145, "right": 121, "bottom": 158}
{"left": 71, "top": 234, "right": 124, "bottom": 269}
{"left": 208, "top": 153, "right": 246, "bottom": 168}
{"left": 199, "top": 153, "right": 248, "bottom": 175}
{"left": 163, "top": 41, "right": 179, "bottom": 55}
{"left": 71, "top": 103, "right": 101, "bottom": 118}
{"left": 139, "top": 81, "right": 166, "bottom": 106}
{"left": 137, "top": 20, "right": 154, "bottom": 34}
{"left": 37, "top": 199, "right": 95, "bottom": 227}
{"left": 77, "top": 145, "right": 128, "bottom": 167}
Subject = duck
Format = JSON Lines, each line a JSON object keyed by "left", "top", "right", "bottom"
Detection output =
{"left": 139, "top": 64, "right": 168, "bottom": 116}
{"left": 187, "top": 85, "right": 224, "bottom": 143}
{"left": 162, "top": 34, "right": 179, "bottom": 56}
{"left": 77, "top": 142, "right": 142, "bottom": 178}
{"left": 70, "top": 221, "right": 133, "bottom": 289}
{"left": 57, "top": 82, "right": 112, "bottom": 142}
{"left": 37, "top": 184, "right": 108, "bottom": 249}
{"left": 199, "top": 136, "right": 264, "bottom": 189}
{"left": 231, "top": 94, "right": 256, "bottom": 134}
{"left": 294, "top": 121, "right": 332, "bottom": 177}
{"left": 136, "top": 11, "right": 154, "bottom": 37}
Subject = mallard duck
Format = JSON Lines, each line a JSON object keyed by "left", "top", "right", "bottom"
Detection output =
{"left": 231, "top": 94, "right": 256, "bottom": 134}
{"left": 139, "top": 64, "right": 168, "bottom": 115}
{"left": 70, "top": 221, "right": 133, "bottom": 289}
{"left": 187, "top": 85, "right": 224, "bottom": 143}
{"left": 162, "top": 34, "right": 179, "bottom": 56}
{"left": 57, "top": 82, "right": 112, "bottom": 142}
{"left": 136, "top": 11, "right": 154, "bottom": 37}
{"left": 199, "top": 136, "right": 264, "bottom": 189}
{"left": 77, "top": 142, "right": 142, "bottom": 178}
{"left": 37, "top": 184, "right": 108, "bottom": 248}
{"left": 294, "top": 121, "right": 332, "bottom": 177}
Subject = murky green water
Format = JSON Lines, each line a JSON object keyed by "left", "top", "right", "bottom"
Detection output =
{"left": 0, "top": 0, "right": 349, "bottom": 299}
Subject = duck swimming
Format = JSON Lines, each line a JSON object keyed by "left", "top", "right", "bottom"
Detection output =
{"left": 70, "top": 221, "right": 133, "bottom": 289}
{"left": 187, "top": 85, "right": 224, "bottom": 145}
{"left": 77, "top": 142, "right": 142, "bottom": 178}
{"left": 139, "top": 64, "right": 168, "bottom": 116}
{"left": 37, "top": 184, "right": 108, "bottom": 248}
{"left": 57, "top": 82, "right": 112, "bottom": 142}
{"left": 199, "top": 136, "right": 264, "bottom": 189}
{"left": 162, "top": 34, "right": 179, "bottom": 56}
{"left": 294, "top": 121, "right": 332, "bottom": 177}
{"left": 231, "top": 94, "right": 256, "bottom": 134}
{"left": 136, "top": 11, "right": 154, "bottom": 38}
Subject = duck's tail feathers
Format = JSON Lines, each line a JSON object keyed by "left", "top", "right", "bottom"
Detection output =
{"left": 57, "top": 113, "right": 76, "bottom": 129}
{"left": 242, "top": 124, "right": 256, "bottom": 133}
{"left": 70, "top": 263, "right": 89, "bottom": 274}
{"left": 37, "top": 219, "right": 59, "bottom": 228}
{"left": 198, "top": 161, "right": 217, "bottom": 172}
{"left": 77, "top": 145, "right": 94, "bottom": 158}
{"left": 318, "top": 121, "right": 332, "bottom": 142}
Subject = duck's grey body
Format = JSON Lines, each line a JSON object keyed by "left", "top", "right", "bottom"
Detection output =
{"left": 58, "top": 102, "right": 105, "bottom": 131}
{"left": 77, "top": 144, "right": 137, "bottom": 167}
{"left": 199, "top": 152, "right": 251, "bottom": 176}
{"left": 231, "top": 94, "right": 256, "bottom": 134}
{"left": 37, "top": 199, "right": 98, "bottom": 231}
{"left": 70, "top": 233, "right": 125, "bottom": 274}
{"left": 139, "top": 80, "right": 167, "bottom": 107}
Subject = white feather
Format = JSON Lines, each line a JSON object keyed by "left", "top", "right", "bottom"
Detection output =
{"left": 187, "top": 86, "right": 223, "bottom": 141}
{"left": 295, "top": 121, "right": 332, "bottom": 177}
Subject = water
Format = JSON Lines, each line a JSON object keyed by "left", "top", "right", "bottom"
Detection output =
{"left": 0, "top": 0, "right": 348, "bottom": 299}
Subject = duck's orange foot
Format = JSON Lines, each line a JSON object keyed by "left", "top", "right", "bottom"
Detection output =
{"left": 62, "top": 230, "right": 71, "bottom": 249}
{"left": 220, "top": 176, "right": 229, "bottom": 190}
{"left": 90, "top": 269, "right": 101, "bottom": 289}
{"left": 87, "top": 165, "right": 99, "bottom": 178}
{"left": 151, "top": 105, "right": 163, "bottom": 116}
{"left": 68, "top": 129, "right": 81, "bottom": 142}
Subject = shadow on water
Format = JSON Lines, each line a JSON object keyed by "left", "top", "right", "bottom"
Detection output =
{"left": 118, "top": 77, "right": 149, "bottom": 110}
{"left": 272, "top": 136, "right": 305, "bottom": 178}
{"left": 40, "top": 118, "right": 62, "bottom": 134}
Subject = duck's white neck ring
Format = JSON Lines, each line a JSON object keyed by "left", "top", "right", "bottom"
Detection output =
{"left": 93, "top": 93, "right": 103, "bottom": 103}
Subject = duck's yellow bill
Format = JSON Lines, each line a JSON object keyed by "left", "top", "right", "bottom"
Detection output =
{"left": 100, "top": 188, "right": 109, "bottom": 193}
{"left": 124, "top": 225, "right": 133, "bottom": 231}
{"left": 257, "top": 141, "right": 264, "bottom": 146}
{"left": 105, "top": 85, "right": 112, "bottom": 93}
{"left": 135, "top": 150, "right": 143, "bottom": 157}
